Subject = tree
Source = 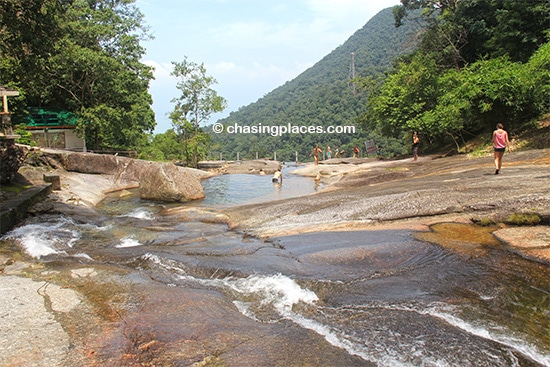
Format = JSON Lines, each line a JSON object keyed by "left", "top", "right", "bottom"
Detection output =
{"left": 169, "top": 57, "right": 226, "bottom": 167}
{"left": 362, "top": 0, "right": 550, "bottom": 151}
{"left": 362, "top": 53, "right": 441, "bottom": 136}
{"left": 138, "top": 129, "right": 181, "bottom": 161}
{"left": 0, "top": 0, "right": 155, "bottom": 150}
{"left": 394, "top": 0, "right": 550, "bottom": 66}
{"left": 0, "top": 0, "right": 63, "bottom": 114}
{"left": 393, "top": 0, "right": 467, "bottom": 69}
{"left": 363, "top": 47, "right": 550, "bottom": 152}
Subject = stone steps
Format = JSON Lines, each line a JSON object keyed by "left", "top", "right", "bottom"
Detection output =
{"left": 0, "top": 184, "right": 52, "bottom": 235}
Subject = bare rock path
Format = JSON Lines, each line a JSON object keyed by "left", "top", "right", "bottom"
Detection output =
{"left": 223, "top": 149, "right": 550, "bottom": 263}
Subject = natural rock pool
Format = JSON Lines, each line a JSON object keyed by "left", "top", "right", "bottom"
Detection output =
{"left": 2, "top": 167, "right": 549, "bottom": 366}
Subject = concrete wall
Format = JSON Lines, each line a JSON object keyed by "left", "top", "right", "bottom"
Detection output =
{"left": 0, "top": 184, "right": 52, "bottom": 235}
{"left": 30, "top": 129, "right": 84, "bottom": 151}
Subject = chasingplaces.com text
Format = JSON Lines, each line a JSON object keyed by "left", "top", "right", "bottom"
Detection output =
{"left": 212, "top": 122, "right": 356, "bottom": 137}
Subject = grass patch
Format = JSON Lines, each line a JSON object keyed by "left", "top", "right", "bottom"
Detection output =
{"left": 1, "top": 183, "right": 31, "bottom": 194}
{"left": 471, "top": 216, "right": 497, "bottom": 226}
{"left": 472, "top": 212, "right": 543, "bottom": 227}
{"left": 505, "top": 213, "right": 541, "bottom": 226}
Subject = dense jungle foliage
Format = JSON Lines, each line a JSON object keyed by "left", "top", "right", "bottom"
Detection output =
{"left": 207, "top": 7, "right": 423, "bottom": 162}
{"left": 209, "top": 0, "right": 549, "bottom": 162}
{"left": 0, "top": 0, "right": 155, "bottom": 151}
{"left": 2, "top": 1, "right": 549, "bottom": 162}
{"left": 363, "top": 0, "right": 550, "bottom": 152}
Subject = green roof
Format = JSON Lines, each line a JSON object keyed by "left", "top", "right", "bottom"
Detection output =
{"left": 23, "top": 108, "right": 79, "bottom": 127}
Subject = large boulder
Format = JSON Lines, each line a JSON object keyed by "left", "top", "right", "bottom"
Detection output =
{"left": 126, "top": 160, "right": 206, "bottom": 202}
{"left": 44, "top": 150, "right": 211, "bottom": 202}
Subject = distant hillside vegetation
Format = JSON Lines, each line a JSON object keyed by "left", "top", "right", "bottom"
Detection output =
{"left": 210, "top": 8, "right": 422, "bottom": 162}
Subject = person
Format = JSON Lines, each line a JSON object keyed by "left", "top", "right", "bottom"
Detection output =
{"left": 340, "top": 149, "right": 346, "bottom": 158}
{"left": 314, "top": 173, "right": 321, "bottom": 190}
{"left": 327, "top": 146, "right": 332, "bottom": 159}
{"left": 493, "top": 123, "right": 510, "bottom": 175}
{"left": 412, "top": 132, "right": 420, "bottom": 161}
{"left": 353, "top": 146, "right": 359, "bottom": 158}
{"left": 334, "top": 147, "right": 339, "bottom": 158}
{"left": 272, "top": 168, "right": 282, "bottom": 183}
{"left": 310, "top": 144, "right": 322, "bottom": 165}
{"left": 376, "top": 145, "right": 382, "bottom": 159}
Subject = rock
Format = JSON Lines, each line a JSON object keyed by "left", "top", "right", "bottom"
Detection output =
{"left": 222, "top": 159, "right": 280, "bottom": 174}
{"left": 0, "top": 184, "right": 52, "bottom": 235}
{"left": 159, "top": 206, "right": 231, "bottom": 224}
{"left": 493, "top": 226, "right": 550, "bottom": 264}
{"left": 197, "top": 160, "right": 225, "bottom": 170}
{"left": 223, "top": 149, "right": 550, "bottom": 251}
{"left": 42, "top": 150, "right": 212, "bottom": 203}
{"left": 0, "top": 276, "right": 71, "bottom": 366}
{"left": 136, "top": 161, "right": 206, "bottom": 202}
{"left": 43, "top": 173, "right": 61, "bottom": 190}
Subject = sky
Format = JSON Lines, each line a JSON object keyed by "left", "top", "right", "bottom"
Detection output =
{"left": 135, "top": 0, "right": 401, "bottom": 134}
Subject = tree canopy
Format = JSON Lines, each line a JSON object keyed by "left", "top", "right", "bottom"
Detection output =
{"left": 169, "top": 57, "right": 227, "bottom": 167}
{"left": 0, "top": 0, "right": 155, "bottom": 150}
{"left": 209, "top": 8, "right": 422, "bottom": 162}
{"left": 361, "top": 0, "right": 550, "bottom": 151}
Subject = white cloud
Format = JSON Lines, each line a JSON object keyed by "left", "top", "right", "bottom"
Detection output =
{"left": 138, "top": 0, "right": 401, "bottom": 133}
{"left": 142, "top": 60, "right": 173, "bottom": 83}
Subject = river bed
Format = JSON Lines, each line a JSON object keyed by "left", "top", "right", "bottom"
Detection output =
{"left": 1, "top": 165, "right": 549, "bottom": 366}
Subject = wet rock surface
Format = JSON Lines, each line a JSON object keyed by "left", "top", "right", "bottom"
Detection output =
{"left": 0, "top": 148, "right": 549, "bottom": 366}
{"left": 223, "top": 149, "right": 550, "bottom": 264}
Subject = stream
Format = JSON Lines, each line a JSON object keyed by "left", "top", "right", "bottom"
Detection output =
{"left": 2, "top": 165, "right": 549, "bottom": 366}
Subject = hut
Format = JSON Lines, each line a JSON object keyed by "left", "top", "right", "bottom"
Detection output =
{"left": 23, "top": 107, "right": 85, "bottom": 151}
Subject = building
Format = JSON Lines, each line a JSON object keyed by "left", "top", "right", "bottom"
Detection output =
{"left": 23, "top": 108, "right": 85, "bottom": 151}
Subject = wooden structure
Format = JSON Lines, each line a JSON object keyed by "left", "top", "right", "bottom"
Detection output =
{"left": 0, "top": 85, "right": 23, "bottom": 184}
{"left": 0, "top": 84, "right": 20, "bottom": 137}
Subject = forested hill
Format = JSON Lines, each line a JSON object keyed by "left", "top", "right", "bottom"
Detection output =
{"left": 209, "top": 7, "right": 422, "bottom": 162}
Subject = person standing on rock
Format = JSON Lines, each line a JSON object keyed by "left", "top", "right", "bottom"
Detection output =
{"left": 412, "top": 132, "right": 420, "bottom": 161}
{"left": 493, "top": 123, "right": 510, "bottom": 175}
{"left": 310, "top": 144, "right": 322, "bottom": 165}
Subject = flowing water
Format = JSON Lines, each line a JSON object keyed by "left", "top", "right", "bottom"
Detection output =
{"left": 2, "top": 165, "right": 549, "bottom": 366}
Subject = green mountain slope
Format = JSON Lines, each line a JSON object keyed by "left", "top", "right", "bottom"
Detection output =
{"left": 210, "top": 7, "right": 421, "bottom": 162}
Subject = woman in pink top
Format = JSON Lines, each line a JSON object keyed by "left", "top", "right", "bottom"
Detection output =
{"left": 492, "top": 123, "right": 510, "bottom": 174}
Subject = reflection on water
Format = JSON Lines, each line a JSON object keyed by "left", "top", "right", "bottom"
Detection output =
{"left": 199, "top": 164, "right": 323, "bottom": 207}
{"left": 2, "top": 168, "right": 550, "bottom": 366}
